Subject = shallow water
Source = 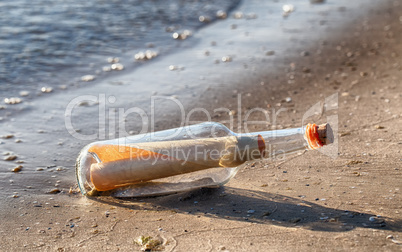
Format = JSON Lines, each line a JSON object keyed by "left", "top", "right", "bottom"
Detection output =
{"left": 0, "top": 0, "right": 240, "bottom": 97}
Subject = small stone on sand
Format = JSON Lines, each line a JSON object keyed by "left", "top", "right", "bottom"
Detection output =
{"left": 199, "top": 16, "right": 210, "bottom": 23}
{"left": 4, "top": 155, "right": 17, "bottom": 161}
{"left": 283, "top": 4, "right": 295, "bottom": 13}
{"left": 41, "top": 87, "right": 53, "bottom": 93}
{"left": 111, "top": 63, "right": 124, "bottom": 71}
{"left": 222, "top": 56, "right": 232, "bottom": 62}
{"left": 135, "top": 50, "right": 158, "bottom": 61}
{"left": 169, "top": 65, "right": 178, "bottom": 71}
{"left": 172, "top": 30, "right": 191, "bottom": 40}
{"left": 216, "top": 10, "right": 227, "bottom": 19}
{"left": 4, "top": 97, "right": 22, "bottom": 105}
{"left": 2, "top": 134, "right": 14, "bottom": 139}
{"left": 233, "top": 12, "right": 243, "bottom": 19}
{"left": 12, "top": 165, "right": 23, "bottom": 173}
{"left": 19, "top": 91, "right": 30, "bottom": 97}
{"left": 107, "top": 57, "right": 119, "bottom": 63}
{"left": 47, "top": 188, "right": 61, "bottom": 194}
{"left": 81, "top": 75, "right": 95, "bottom": 82}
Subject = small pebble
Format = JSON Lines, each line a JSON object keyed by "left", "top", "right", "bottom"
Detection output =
{"left": 172, "top": 30, "right": 191, "bottom": 40}
{"left": 285, "top": 97, "right": 292, "bottom": 103}
{"left": 81, "top": 75, "right": 95, "bottom": 82}
{"left": 111, "top": 63, "right": 124, "bottom": 71}
{"left": 283, "top": 5, "right": 294, "bottom": 12}
{"left": 4, "top": 97, "right": 22, "bottom": 105}
{"left": 47, "top": 188, "right": 61, "bottom": 194}
{"left": 12, "top": 165, "right": 23, "bottom": 173}
{"left": 233, "top": 12, "right": 243, "bottom": 19}
{"left": 107, "top": 57, "right": 119, "bottom": 63}
{"left": 247, "top": 210, "right": 255, "bottom": 214}
{"left": 199, "top": 15, "right": 211, "bottom": 23}
{"left": 283, "top": 4, "right": 295, "bottom": 15}
{"left": 134, "top": 50, "right": 158, "bottom": 61}
{"left": 222, "top": 56, "right": 232, "bottom": 62}
{"left": 19, "top": 91, "right": 30, "bottom": 97}
{"left": 169, "top": 65, "right": 178, "bottom": 71}
{"left": 41, "top": 87, "right": 53, "bottom": 93}
{"left": 2, "top": 134, "right": 14, "bottom": 139}
{"left": 216, "top": 10, "right": 227, "bottom": 19}
{"left": 4, "top": 155, "right": 17, "bottom": 161}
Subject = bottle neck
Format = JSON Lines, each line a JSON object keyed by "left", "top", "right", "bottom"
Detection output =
{"left": 237, "top": 126, "right": 307, "bottom": 160}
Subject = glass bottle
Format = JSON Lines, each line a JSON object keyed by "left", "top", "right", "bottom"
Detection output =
{"left": 76, "top": 122, "right": 332, "bottom": 197}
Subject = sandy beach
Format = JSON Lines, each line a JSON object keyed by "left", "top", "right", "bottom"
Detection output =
{"left": 1, "top": 0, "right": 401, "bottom": 251}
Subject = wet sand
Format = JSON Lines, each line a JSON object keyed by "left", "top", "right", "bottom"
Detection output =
{"left": 1, "top": 0, "right": 401, "bottom": 251}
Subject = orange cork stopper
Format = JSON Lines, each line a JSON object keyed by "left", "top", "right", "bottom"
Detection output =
{"left": 305, "top": 123, "right": 324, "bottom": 150}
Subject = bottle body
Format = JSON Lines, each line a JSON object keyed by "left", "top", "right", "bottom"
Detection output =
{"left": 76, "top": 122, "right": 328, "bottom": 197}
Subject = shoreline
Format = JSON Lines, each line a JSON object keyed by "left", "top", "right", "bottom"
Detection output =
{"left": 1, "top": 0, "right": 401, "bottom": 251}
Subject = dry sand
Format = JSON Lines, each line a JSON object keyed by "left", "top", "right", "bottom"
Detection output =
{"left": 0, "top": 1, "right": 401, "bottom": 251}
